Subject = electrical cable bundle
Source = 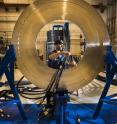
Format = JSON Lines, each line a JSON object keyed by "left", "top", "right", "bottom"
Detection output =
{"left": 37, "top": 57, "right": 70, "bottom": 121}
{"left": 16, "top": 76, "right": 46, "bottom": 100}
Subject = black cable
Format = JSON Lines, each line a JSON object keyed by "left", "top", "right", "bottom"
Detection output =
{"left": 18, "top": 86, "right": 45, "bottom": 93}
{"left": 19, "top": 93, "right": 44, "bottom": 100}
{"left": 53, "top": 63, "right": 65, "bottom": 91}
{"left": 15, "top": 75, "right": 46, "bottom": 100}
{"left": 0, "top": 90, "right": 14, "bottom": 102}
{"left": 21, "top": 88, "right": 46, "bottom": 93}
{"left": 16, "top": 76, "right": 25, "bottom": 90}
{"left": 39, "top": 69, "right": 61, "bottom": 105}
{"left": 39, "top": 58, "right": 67, "bottom": 107}
{"left": 20, "top": 92, "right": 45, "bottom": 95}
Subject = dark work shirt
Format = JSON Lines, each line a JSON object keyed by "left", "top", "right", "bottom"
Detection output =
{"left": 48, "top": 50, "right": 65, "bottom": 69}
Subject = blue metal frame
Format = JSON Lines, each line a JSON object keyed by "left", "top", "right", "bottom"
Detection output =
{"left": 53, "top": 25, "right": 64, "bottom": 41}
{"left": 64, "top": 22, "right": 71, "bottom": 51}
{"left": 93, "top": 45, "right": 117, "bottom": 118}
{"left": 54, "top": 90, "right": 69, "bottom": 124}
{"left": 52, "top": 22, "right": 70, "bottom": 51}
{"left": 0, "top": 45, "right": 27, "bottom": 120}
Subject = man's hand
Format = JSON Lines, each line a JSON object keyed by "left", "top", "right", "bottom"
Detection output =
{"left": 69, "top": 61, "right": 77, "bottom": 67}
{"left": 49, "top": 51, "right": 72, "bottom": 60}
{"left": 60, "top": 51, "right": 71, "bottom": 57}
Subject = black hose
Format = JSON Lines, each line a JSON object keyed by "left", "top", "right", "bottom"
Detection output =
{"left": 19, "top": 93, "right": 44, "bottom": 100}
{"left": 16, "top": 76, "right": 25, "bottom": 90}
{"left": 16, "top": 76, "right": 46, "bottom": 100}
{"left": 20, "top": 92, "right": 45, "bottom": 95}
{"left": 22, "top": 88, "right": 45, "bottom": 93}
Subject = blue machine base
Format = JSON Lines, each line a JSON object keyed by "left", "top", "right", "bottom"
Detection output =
{"left": 0, "top": 103, "right": 117, "bottom": 124}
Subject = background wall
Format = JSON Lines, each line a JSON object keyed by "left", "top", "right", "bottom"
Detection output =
{"left": 0, "top": 0, "right": 116, "bottom": 54}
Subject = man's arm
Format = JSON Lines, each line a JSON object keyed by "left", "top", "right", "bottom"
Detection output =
{"left": 49, "top": 51, "right": 61, "bottom": 60}
{"left": 49, "top": 51, "right": 71, "bottom": 60}
{"left": 66, "top": 55, "right": 77, "bottom": 67}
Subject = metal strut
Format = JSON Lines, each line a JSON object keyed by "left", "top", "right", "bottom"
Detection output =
{"left": 38, "top": 58, "right": 70, "bottom": 124}
{"left": 0, "top": 45, "right": 27, "bottom": 120}
{"left": 93, "top": 46, "right": 117, "bottom": 119}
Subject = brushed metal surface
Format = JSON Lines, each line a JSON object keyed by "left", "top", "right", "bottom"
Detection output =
{"left": 13, "top": 0, "right": 110, "bottom": 90}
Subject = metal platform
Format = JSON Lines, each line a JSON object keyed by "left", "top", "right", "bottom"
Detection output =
{"left": 0, "top": 102, "right": 117, "bottom": 124}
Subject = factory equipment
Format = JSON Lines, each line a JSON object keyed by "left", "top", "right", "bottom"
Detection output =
{"left": 0, "top": 45, "right": 27, "bottom": 120}
{"left": 5, "top": 0, "right": 116, "bottom": 123}
{"left": 93, "top": 46, "right": 117, "bottom": 118}
{"left": 46, "top": 22, "right": 71, "bottom": 60}
{"left": 37, "top": 22, "right": 81, "bottom": 123}
{"left": 46, "top": 24, "right": 65, "bottom": 59}
{"left": 13, "top": 0, "right": 110, "bottom": 90}
{"left": 38, "top": 56, "right": 71, "bottom": 123}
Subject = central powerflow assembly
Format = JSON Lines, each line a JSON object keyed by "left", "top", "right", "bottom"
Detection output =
{"left": 11, "top": 0, "right": 114, "bottom": 123}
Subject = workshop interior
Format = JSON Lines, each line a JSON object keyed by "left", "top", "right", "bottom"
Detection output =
{"left": 0, "top": 0, "right": 117, "bottom": 124}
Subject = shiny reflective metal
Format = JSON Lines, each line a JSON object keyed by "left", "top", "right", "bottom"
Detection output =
{"left": 13, "top": 0, "right": 110, "bottom": 90}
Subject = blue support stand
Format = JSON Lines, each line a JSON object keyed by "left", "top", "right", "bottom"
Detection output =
{"left": 54, "top": 89, "right": 69, "bottom": 124}
{"left": 93, "top": 46, "right": 117, "bottom": 119}
{"left": 0, "top": 45, "right": 27, "bottom": 120}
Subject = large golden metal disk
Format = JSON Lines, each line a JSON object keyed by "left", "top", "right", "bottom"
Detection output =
{"left": 13, "top": 0, "right": 109, "bottom": 90}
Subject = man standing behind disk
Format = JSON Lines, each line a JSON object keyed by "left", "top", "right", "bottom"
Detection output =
{"left": 48, "top": 40, "right": 77, "bottom": 69}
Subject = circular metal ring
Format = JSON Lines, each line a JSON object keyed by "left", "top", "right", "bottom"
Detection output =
{"left": 13, "top": 0, "right": 109, "bottom": 90}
